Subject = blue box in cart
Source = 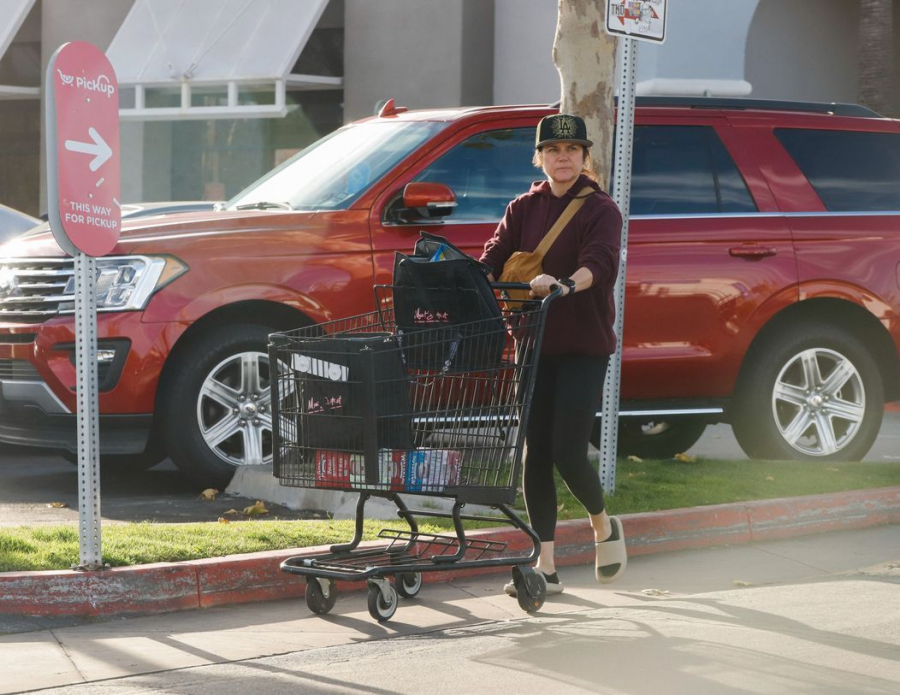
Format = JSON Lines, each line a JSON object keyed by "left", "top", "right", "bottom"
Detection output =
{"left": 405, "top": 450, "right": 463, "bottom": 493}
{"left": 405, "top": 451, "right": 427, "bottom": 492}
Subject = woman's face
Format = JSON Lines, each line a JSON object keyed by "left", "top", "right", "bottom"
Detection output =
{"left": 540, "top": 142, "right": 584, "bottom": 186}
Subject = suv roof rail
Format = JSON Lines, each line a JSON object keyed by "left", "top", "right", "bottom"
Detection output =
{"left": 547, "top": 96, "right": 882, "bottom": 118}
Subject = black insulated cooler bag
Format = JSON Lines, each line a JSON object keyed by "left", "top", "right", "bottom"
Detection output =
{"left": 392, "top": 233, "right": 506, "bottom": 373}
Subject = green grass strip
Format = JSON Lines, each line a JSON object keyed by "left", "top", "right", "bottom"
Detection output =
{"left": 1, "top": 457, "right": 898, "bottom": 572}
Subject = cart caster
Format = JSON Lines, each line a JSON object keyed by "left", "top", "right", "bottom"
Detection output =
{"left": 396, "top": 572, "right": 423, "bottom": 599}
{"left": 305, "top": 577, "right": 338, "bottom": 615}
{"left": 367, "top": 579, "right": 399, "bottom": 622}
{"left": 512, "top": 566, "right": 546, "bottom": 614}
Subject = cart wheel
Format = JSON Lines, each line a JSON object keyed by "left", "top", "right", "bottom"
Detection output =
{"left": 396, "top": 572, "right": 423, "bottom": 599}
{"left": 367, "top": 582, "right": 399, "bottom": 622}
{"left": 305, "top": 577, "right": 338, "bottom": 615}
{"left": 513, "top": 567, "right": 546, "bottom": 614}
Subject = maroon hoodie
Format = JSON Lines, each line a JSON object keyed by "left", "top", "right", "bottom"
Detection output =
{"left": 480, "top": 174, "right": 622, "bottom": 356}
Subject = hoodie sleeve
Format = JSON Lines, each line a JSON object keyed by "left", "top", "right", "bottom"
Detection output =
{"left": 576, "top": 197, "right": 622, "bottom": 291}
{"left": 479, "top": 198, "right": 521, "bottom": 277}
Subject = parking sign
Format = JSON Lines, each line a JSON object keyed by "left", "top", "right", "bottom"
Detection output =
{"left": 46, "top": 41, "right": 121, "bottom": 257}
{"left": 606, "top": 0, "right": 668, "bottom": 44}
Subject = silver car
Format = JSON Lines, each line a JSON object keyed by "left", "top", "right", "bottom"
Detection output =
{"left": 0, "top": 204, "right": 40, "bottom": 245}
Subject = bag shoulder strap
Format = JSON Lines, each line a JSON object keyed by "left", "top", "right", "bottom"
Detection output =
{"left": 534, "top": 186, "right": 594, "bottom": 257}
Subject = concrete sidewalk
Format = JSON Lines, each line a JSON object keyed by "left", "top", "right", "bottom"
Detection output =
{"left": 1, "top": 487, "right": 898, "bottom": 620}
{"left": 1, "top": 524, "right": 897, "bottom": 694}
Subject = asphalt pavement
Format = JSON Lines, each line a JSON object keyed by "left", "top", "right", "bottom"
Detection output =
{"left": 0, "top": 448, "right": 326, "bottom": 528}
{"left": 1, "top": 525, "right": 897, "bottom": 695}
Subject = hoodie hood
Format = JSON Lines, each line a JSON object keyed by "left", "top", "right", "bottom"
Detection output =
{"left": 528, "top": 174, "right": 603, "bottom": 198}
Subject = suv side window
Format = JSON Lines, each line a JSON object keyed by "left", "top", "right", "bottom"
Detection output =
{"left": 774, "top": 129, "right": 900, "bottom": 212}
{"left": 413, "top": 128, "right": 538, "bottom": 221}
{"left": 626, "top": 126, "right": 757, "bottom": 215}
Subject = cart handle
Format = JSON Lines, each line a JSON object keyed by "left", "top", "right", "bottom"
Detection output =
{"left": 491, "top": 281, "right": 564, "bottom": 299}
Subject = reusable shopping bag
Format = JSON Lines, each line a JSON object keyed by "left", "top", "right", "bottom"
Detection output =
{"left": 392, "top": 233, "right": 506, "bottom": 372}
{"left": 291, "top": 332, "right": 412, "bottom": 453}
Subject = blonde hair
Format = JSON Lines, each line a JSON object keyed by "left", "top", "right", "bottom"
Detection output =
{"left": 532, "top": 146, "right": 598, "bottom": 182}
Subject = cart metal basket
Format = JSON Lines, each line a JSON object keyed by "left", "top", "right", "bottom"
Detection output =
{"left": 269, "top": 284, "right": 557, "bottom": 621}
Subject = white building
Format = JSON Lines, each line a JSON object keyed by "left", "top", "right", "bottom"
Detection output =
{"left": 0, "top": 0, "right": 887, "bottom": 216}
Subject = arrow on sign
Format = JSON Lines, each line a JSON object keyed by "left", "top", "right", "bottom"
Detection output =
{"left": 64, "top": 127, "right": 112, "bottom": 172}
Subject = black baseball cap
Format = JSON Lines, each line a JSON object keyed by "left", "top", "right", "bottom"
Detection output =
{"left": 535, "top": 114, "right": 593, "bottom": 150}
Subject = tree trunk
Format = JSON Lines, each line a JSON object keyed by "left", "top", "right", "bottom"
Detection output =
{"left": 553, "top": 0, "right": 618, "bottom": 191}
{"left": 858, "top": 0, "right": 894, "bottom": 115}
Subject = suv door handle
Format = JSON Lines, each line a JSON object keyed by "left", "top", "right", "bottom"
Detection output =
{"left": 729, "top": 245, "right": 777, "bottom": 259}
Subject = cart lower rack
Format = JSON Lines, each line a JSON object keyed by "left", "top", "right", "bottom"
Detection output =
{"left": 269, "top": 284, "right": 556, "bottom": 621}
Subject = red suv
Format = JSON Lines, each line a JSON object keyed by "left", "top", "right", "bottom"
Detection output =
{"left": 2, "top": 97, "right": 899, "bottom": 485}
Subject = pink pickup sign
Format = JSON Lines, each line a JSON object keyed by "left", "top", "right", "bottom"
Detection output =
{"left": 46, "top": 41, "right": 121, "bottom": 257}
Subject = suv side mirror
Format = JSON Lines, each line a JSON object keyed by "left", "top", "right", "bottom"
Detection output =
{"left": 401, "top": 182, "right": 457, "bottom": 220}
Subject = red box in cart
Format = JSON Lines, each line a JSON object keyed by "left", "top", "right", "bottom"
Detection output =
{"left": 428, "top": 450, "right": 462, "bottom": 490}
{"left": 315, "top": 451, "right": 353, "bottom": 488}
{"left": 446, "top": 450, "right": 462, "bottom": 486}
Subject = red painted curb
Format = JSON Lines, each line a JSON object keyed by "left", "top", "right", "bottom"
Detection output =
{"left": 0, "top": 563, "right": 199, "bottom": 618}
{"left": 1, "top": 487, "right": 898, "bottom": 618}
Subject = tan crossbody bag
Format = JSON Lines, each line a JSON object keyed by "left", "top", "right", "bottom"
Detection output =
{"left": 498, "top": 186, "right": 593, "bottom": 301}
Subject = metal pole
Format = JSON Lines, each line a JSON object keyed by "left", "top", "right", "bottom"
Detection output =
{"left": 599, "top": 37, "right": 638, "bottom": 495}
{"left": 75, "top": 251, "right": 102, "bottom": 569}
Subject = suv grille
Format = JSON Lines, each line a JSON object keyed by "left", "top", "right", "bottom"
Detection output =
{"left": 0, "top": 359, "right": 41, "bottom": 380}
{"left": 0, "top": 258, "right": 73, "bottom": 323}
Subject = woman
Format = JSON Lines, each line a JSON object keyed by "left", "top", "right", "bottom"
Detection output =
{"left": 480, "top": 113, "right": 627, "bottom": 596}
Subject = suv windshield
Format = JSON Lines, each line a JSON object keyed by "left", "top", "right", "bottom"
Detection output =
{"left": 226, "top": 120, "right": 447, "bottom": 212}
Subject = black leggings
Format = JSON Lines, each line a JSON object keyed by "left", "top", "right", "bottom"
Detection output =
{"left": 523, "top": 353, "right": 609, "bottom": 542}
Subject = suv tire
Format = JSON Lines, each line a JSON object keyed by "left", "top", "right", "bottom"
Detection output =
{"left": 615, "top": 418, "right": 708, "bottom": 459}
{"left": 62, "top": 449, "right": 166, "bottom": 475}
{"left": 732, "top": 324, "right": 883, "bottom": 461}
{"left": 161, "top": 323, "right": 278, "bottom": 487}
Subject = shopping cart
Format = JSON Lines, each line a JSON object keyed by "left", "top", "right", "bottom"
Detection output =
{"left": 269, "top": 283, "right": 558, "bottom": 622}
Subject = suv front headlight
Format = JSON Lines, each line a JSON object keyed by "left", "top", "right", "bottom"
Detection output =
{"left": 60, "top": 255, "right": 188, "bottom": 312}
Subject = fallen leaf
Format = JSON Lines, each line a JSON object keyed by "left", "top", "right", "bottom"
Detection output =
{"left": 626, "top": 471, "right": 647, "bottom": 478}
{"left": 198, "top": 488, "right": 219, "bottom": 501}
{"left": 557, "top": 503, "right": 565, "bottom": 513}
{"left": 243, "top": 500, "right": 269, "bottom": 516}
{"left": 826, "top": 467, "right": 840, "bottom": 472}
{"left": 673, "top": 453, "right": 696, "bottom": 463}
{"left": 733, "top": 580, "right": 753, "bottom": 587}
{"left": 217, "top": 517, "right": 230, "bottom": 524}
{"left": 223, "top": 508, "right": 242, "bottom": 515}
{"left": 765, "top": 476, "right": 775, "bottom": 481}
{"left": 626, "top": 455, "right": 643, "bottom": 463}
{"left": 46, "top": 501, "right": 69, "bottom": 509}
{"left": 641, "top": 588, "right": 671, "bottom": 597}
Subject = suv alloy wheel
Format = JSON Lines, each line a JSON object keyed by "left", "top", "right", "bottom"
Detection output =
{"left": 160, "top": 323, "right": 278, "bottom": 486}
{"left": 731, "top": 323, "right": 884, "bottom": 461}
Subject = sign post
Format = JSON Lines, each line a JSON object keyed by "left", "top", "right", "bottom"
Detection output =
{"left": 46, "top": 42, "right": 121, "bottom": 570}
{"left": 600, "top": 1, "right": 667, "bottom": 494}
